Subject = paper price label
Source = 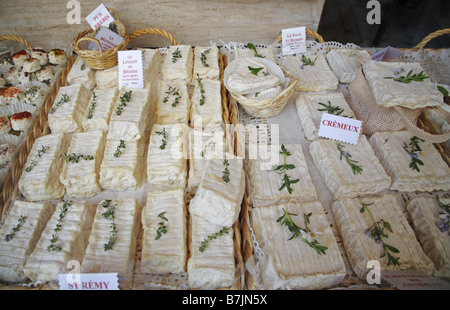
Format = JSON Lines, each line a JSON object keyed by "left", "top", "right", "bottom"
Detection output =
{"left": 88, "top": 27, "right": 124, "bottom": 51}
{"left": 85, "top": 3, "right": 114, "bottom": 31}
{"left": 318, "top": 113, "right": 362, "bottom": 145}
{"left": 118, "top": 50, "right": 144, "bottom": 89}
{"left": 281, "top": 27, "right": 306, "bottom": 56}
{"left": 58, "top": 273, "right": 119, "bottom": 290}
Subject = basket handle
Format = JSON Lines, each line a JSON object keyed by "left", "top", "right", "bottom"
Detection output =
{"left": 409, "top": 28, "right": 450, "bottom": 51}
{"left": 76, "top": 36, "right": 104, "bottom": 55}
{"left": 273, "top": 28, "right": 325, "bottom": 45}
{"left": 0, "top": 34, "right": 33, "bottom": 51}
{"left": 128, "top": 28, "right": 178, "bottom": 46}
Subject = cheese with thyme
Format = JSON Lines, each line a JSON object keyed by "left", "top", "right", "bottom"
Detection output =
{"left": 82, "top": 87, "right": 119, "bottom": 132}
{"left": 154, "top": 80, "right": 190, "bottom": 125}
{"left": 193, "top": 46, "right": 220, "bottom": 81}
{"left": 162, "top": 45, "right": 194, "bottom": 83}
{"left": 190, "top": 78, "right": 223, "bottom": 128}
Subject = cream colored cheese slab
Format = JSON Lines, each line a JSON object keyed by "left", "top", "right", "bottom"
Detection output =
{"left": 23, "top": 201, "right": 95, "bottom": 283}
{"left": 193, "top": 46, "right": 220, "bottom": 81}
{"left": 99, "top": 137, "right": 145, "bottom": 191}
{"left": 309, "top": 136, "right": 391, "bottom": 200}
{"left": 82, "top": 87, "right": 119, "bottom": 132}
{"left": 81, "top": 198, "right": 141, "bottom": 281}
{"left": 48, "top": 84, "right": 91, "bottom": 134}
{"left": 281, "top": 54, "right": 338, "bottom": 92}
{"left": 332, "top": 194, "right": 434, "bottom": 280}
{"left": 369, "top": 131, "right": 450, "bottom": 192}
{"left": 295, "top": 92, "right": 355, "bottom": 141}
{"left": 108, "top": 87, "right": 152, "bottom": 141}
{"left": 95, "top": 65, "right": 118, "bottom": 90}
{"left": 147, "top": 124, "right": 188, "bottom": 190}
{"left": 251, "top": 202, "right": 346, "bottom": 290}
{"left": 406, "top": 196, "right": 450, "bottom": 278}
{"left": 154, "top": 80, "right": 190, "bottom": 125}
{"left": 162, "top": 45, "right": 194, "bottom": 83}
{"left": 363, "top": 60, "right": 442, "bottom": 109}
{"left": 188, "top": 126, "right": 226, "bottom": 194}
{"left": 234, "top": 46, "right": 277, "bottom": 63}
{"left": 136, "top": 48, "right": 162, "bottom": 83}
{"left": 190, "top": 78, "right": 223, "bottom": 129}
{"left": 67, "top": 56, "right": 96, "bottom": 90}
{"left": 141, "top": 189, "right": 187, "bottom": 274}
{"left": 18, "top": 133, "right": 70, "bottom": 201}
{"left": 187, "top": 214, "right": 235, "bottom": 289}
{"left": 189, "top": 156, "right": 245, "bottom": 227}
{"left": 60, "top": 130, "right": 106, "bottom": 199}
{"left": 246, "top": 144, "right": 317, "bottom": 208}
{"left": 325, "top": 48, "right": 371, "bottom": 83}
{"left": 0, "top": 201, "right": 55, "bottom": 283}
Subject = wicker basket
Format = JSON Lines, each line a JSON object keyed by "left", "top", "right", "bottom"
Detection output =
{"left": 72, "top": 8, "right": 130, "bottom": 70}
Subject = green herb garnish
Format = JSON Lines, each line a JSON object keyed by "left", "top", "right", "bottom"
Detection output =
{"left": 301, "top": 55, "right": 317, "bottom": 67}
{"left": 25, "top": 145, "right": 49, "bottom": 172}
{"left": 200, "top": 48, "right": 211, "bottom": 67}
{"left": 247, "top": 43, "right": 264, "bottom": 58}
{"left": 102, "top": 200, "right": 117, "bottom": 251}
{"left": 248, "top": 66, "right": 269, "bottom": 76}
{"left": 403, "top": 136, "right": 425, "bottom": 172}
{"left": 47, "top": 199, "right": 70, "bottom": 252}
{"left": 222, "top": 159, "right": 230, "bottom": 183}
{"left": 201, "top": 141, "right": 216, "bottom": 157}
{"left": 4, "top": 215, "right": 27, "bottom": 242}
{"left": 360, "top": 198, "right": 400, "bottom": 266}
{"left": 155, "top": 211, "right": 168, "bottom": 240}
{"left": 384, "top": 70, "right": 429, "bottom": 83}
{"left": 156, "top": 127, "right": 168, "bottom": 150}
{"left": 116, "top": 90, "right": 132, "bottom": 115}
{"left": 80, "top": 62, "right": 86, "bottom": 70}
{"left": 87, "top": 92, "right": 97, "bottom": 119}
{"left": 336, "top": 142, "right": 363, "bottom": 175}
{"left": 196, "top": 73, "right": 206, "bottom": 106}
{"left": 50, "top": 93, "right": 70, "bottom": 113}
{"left": 317, "top": 101, "right": 353, "bottom": 118}
{"left": 163, "top": 85, "right": 181, "bottom": 107}
{"left": 199, "top": 226, "right": 230, "bottom": 253}
{"left": 277, "top": 209, "right": 328, "bottom": 256}
{"left": 437, "top": 85, "right": 449, "bottom": 97}
{"left": 273, "top": 144, "right": 299, "bottom": 194}
{"left": 60, "top": 152, "right": 94, "bottom": 163}
{"left": 114, "top": 140, "right": 126, "bottom": 157}
{"left": 172, "top": 47, "right": 182, "bottom": 63}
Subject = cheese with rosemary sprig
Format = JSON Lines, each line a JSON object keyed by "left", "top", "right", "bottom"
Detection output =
{"left": 193, "top": 46, "right": 220, "bottom": 81}
{"left": 147, "top": 124, "right": 188, "bottom": 191}
{"left": 234, "top": 45, "right": 277, "bottom": 63}
{"left": 154, "top": 80, "right": 191, "bottom": 125}
{"left": 82, "top": 87, "right": 119, "bottom": 132}
{"left": 23, "top": 200, "right": 95, "bottom": 283}
{"left": 369, "top": 131, "right": 450, "bottom": 193}
{"left": 251, "top": 201, "right": 346, "bottom": 290}
{"left": 332, "top": 194, "right": 434, "bottom": 280}
{"left": 187, "top": 214, "right": 235, "bottom": 289}
{"left": 141, "top": 189, "right": 187, "bottom": 274}
{"left": 18, "top": 133, "right": 70, "bottom": 201}
{"left": 67, "top": 56, "right": 96, "bottom": 90}
{"left": 309, "top": 136, "right": 391, "bottom": 200}
{"left": 0, "top": 201, "right": 55, "bottom": 283}
{"left": 99, "top": 136, "right": 145, "bottom": 191}
{"left": 48, "top": 84, "right": 92, "bottom": 133}
{"left": 189, "top": 156, "right": 245, "bottom": 227}
{"left": 81, "top": 198, "right": 141, "bottom": 281}
{"left": 190, "top": 78, "right": 223, "bottom": 128}
{"left": 281, "top": 54, "right": 338, "bottom": 92}
{"left": 325, "top": 48, "right": 371, "bottom": 84}
{"left": 406, "top": 196, "right": 450, "bottom": 278}
{"left": 295, "top": 92, "right": 356, "bottom": 141}
{"left": 108, "top": 87, "right": 152, "bottom": 142}
{"left": 60, "top": 130, "right": 106, "bottom": 199}
{"left": 246, "top": 144, "right": 317, "bottom": 208}
{"left": 162, "top": 45, "right": 194, "bottom": 84}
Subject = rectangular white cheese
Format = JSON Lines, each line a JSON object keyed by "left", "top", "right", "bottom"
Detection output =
{"left": 95, "top": 65, "right": 118, "bottom": 90}
{"left": 162, "top": 45, "right": 194, "bottom": 83}
{"left": 67, "top": 56, "right": 96, "bottom": 90}
{"left": 82, "top": 87, "right": 119, "bottom": 132}
{"left": 154, "top": 80, "right": 191, "bottom": 125}
{"left": 190, "top": 78, "right": 223, "bottom": 129}
{"left": 193, "top": 46, "right": 220, "bottom": 81}
{"left": 325, "top": 48, "right": 371, "bottom": 83}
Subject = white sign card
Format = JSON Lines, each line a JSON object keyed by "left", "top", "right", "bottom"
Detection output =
{"left": 88, "top": 27, "right": 124, "bottom": 51}
{"left": 118, "top": 50, "right": 144, "bottom": 89}
{"left": 85, "top": 3, "right": 114, "bottom": 31}
{"left": 318, "top": 113, "right": 363, "bottom": 145}
{"left": 58, "top": 273, "right": 119, "bottom": 290}
{"left": 281, "top": 27, "right": 306, "bottom": 56}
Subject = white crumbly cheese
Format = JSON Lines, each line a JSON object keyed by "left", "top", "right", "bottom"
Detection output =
{"left": 95, "top": 65, "right": 118, "bottom": 90}
{"left": 67, "top": 56, "right": 96, "bottom": 90}
{"left": 193, "top": 46, "right": 220, "bottom": 81}
{"left": 60, "top": 130, "right": 106, "bottom": 199}
{"left": 363, "top": 60, "right": 443, "bottom": 109}
{"left": 187, "top": 214, "right": 235, "bottom": 289}
{"left": 295, "top": 92, "right": 355, "bottom": 141}
{"left": 81, "top": 198, "right": 141, "bottom": 281}
{"left": 281, "top": 54, "right": 338, "bottom": 92}
{"left": 141, "top": 189, "right": 187, "bottom": 274}
{"left": 246, "top": 144, "right": 317, "bottom": 208}
{"left": 332, "top": 194, "right": 434, "bottom": 280}
{"left": 18, "top": 133, "right": 70, "bottom": 201}
{"left": 99, "top": 137, "right": 145, "bottom": 191}
{"left": 187, "top": 126, "right": 226, "bottom": 194}
{"left": 251, "top": 202, "right": 346, "bottom": 290}
{"left": 48, "top": 84, "right": 92, "bottom": 133}
{"left": 0, "top": 201, "right": 55, "bottom": 283}
{"left": 189, "top": 156, "right": 245, "bottom": 227}
{"left": 369, "top": 131, "right": 450, "bottom": 192}
{"left": 154, "top": 80, "right": 190, "bottom": 125}
{"left": 309, "top": 136, "right": 391, "bottom": 200}
{"left": 190, "top": 78, "right": 223, "bottom": 129}
{"left": 325, "top": 48, "right": 371, "bottom": 83}
{"left": 147, "top": 124, "right": 188, "bottom": 190}
{"left": 234, "top": 46, "right": 277, "bottom": 63}
{"left": 108, "top": 87, "right": 152, "bottom": 141}
{"left": 82, "top": 87, "right": 119, "bottom": 132}
{"left": 23, "top": 201, "right": 95, "bottom": 283}
{"left": 406, "top": 196, "right": 450, "bottom": 278}
{"left": 162, "top": 45, "right": 194, "bottom": 83}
